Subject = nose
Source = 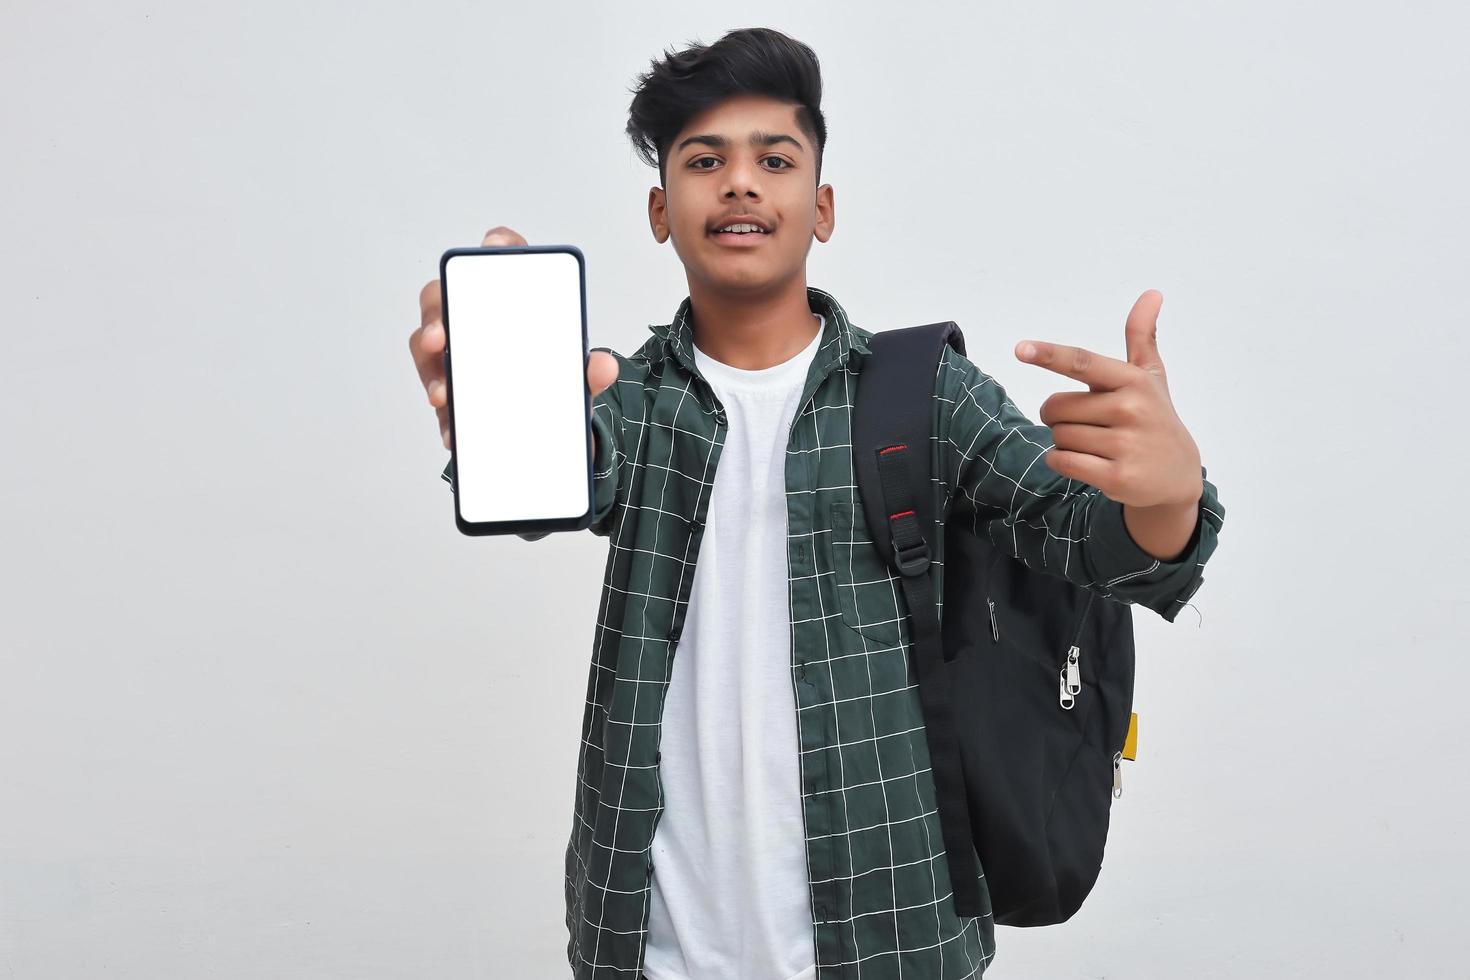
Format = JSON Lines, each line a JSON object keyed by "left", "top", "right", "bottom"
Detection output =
{"left": 720, "top": 157, "right": 763, "bottom": 199}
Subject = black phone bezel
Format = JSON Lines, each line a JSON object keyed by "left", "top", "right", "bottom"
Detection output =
{"left": 439, "top": 244, "right": 595, "bottom": 537}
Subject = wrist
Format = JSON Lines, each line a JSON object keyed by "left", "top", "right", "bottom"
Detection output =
{"left": 1122, "top": 493, "right": 1201, "bottom": 563}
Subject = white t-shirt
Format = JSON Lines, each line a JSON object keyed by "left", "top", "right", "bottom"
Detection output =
{"left": 641, "top": 315, "right": 826, "bottom": 980}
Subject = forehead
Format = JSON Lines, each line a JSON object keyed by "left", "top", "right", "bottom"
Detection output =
{"left": 674, "top": 94, "right": 805, "bottom": 148}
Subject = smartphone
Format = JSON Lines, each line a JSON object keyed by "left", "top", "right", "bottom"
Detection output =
{"left": 439, "top": 244, "right": 595, "bottom": 536}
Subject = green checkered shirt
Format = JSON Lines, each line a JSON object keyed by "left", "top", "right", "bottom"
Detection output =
{"left": 441, "top": 286, "right": 1224, "bottom": 979}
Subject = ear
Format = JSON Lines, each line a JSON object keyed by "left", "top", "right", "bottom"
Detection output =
{"left": 648, "top": 186, "right": 669, "bottom": 243}
{"left": 813, "top": 183, "right": 835, "bottom": 243}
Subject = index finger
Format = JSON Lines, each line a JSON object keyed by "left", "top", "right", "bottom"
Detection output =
{"left": 1015, "top": 340, "right": 1137, "bottom": 391}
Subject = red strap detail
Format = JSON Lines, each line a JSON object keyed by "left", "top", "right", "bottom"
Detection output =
{"left": 879, "top": 444, "right": 908, "bottom": 455}
{"left": 889, "top": 510, "right": 915, "bottom": 520}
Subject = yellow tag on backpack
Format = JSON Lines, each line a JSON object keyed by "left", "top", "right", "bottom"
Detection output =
{"left": 1122, "top": 712, "right": 1138, "bottom": 761}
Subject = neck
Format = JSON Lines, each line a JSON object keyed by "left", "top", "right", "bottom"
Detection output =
{"left": 686, "top": 275, "right": 821, "bottom": 370}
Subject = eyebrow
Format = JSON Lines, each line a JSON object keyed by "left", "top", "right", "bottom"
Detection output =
{"left": 674, "top": 130, "right": 805, "bottom": 155}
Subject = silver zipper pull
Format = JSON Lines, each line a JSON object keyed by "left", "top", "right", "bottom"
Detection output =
{"left": 1065, "top": 646, "right": 1081, "bottom": 696}
{"left": 1058, "top": 668, "right": 1075, "bottom": 710}
{"left": 987, "top": 598, "right": 999, "bottom": 641}
{"left": 1112, "top": 751, "right": 1123, "bottom": 799}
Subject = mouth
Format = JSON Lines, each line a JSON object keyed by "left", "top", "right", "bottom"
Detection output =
{"left": 708, "top": 227, "right": 772, "bottom": 247}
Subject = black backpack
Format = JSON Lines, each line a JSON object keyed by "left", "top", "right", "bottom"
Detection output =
{"left": 851, "top": 321, "right": 1137, "bottom": 927}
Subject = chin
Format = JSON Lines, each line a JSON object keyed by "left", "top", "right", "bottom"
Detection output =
{"left": 705, "top": 266, "right": 781, "bottom": 291}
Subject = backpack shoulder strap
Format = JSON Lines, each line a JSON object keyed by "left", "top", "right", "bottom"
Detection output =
{"left": 852, "top": 321, "right": 967, "bottom": 566}
{"left": 852, "top": 320, "right": 987, "bottom": 918}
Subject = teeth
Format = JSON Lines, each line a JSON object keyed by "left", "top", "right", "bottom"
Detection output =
{"left": 716, "top": 223, "right": 765, "bottom": 234}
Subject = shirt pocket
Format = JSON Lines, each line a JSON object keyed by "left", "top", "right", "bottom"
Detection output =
{"left": 826, "top": 500, "right": 910, "bottom": 646}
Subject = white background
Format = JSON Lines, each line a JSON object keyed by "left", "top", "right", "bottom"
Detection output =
{"left": 2, "top": 1, "right": 1466, "bottom": 977}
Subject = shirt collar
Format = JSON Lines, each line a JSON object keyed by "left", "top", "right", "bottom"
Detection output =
{"left": 647, "top": 285, "right": 871, "bottom": 384}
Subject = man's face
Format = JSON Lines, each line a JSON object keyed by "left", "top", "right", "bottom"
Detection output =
{"left": 648, "top": 93, "right": 834, "bottom": 294}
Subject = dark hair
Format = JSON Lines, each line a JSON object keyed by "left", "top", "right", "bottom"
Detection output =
{"left": 625, "top": 27, "right": 827, "bottom": 187}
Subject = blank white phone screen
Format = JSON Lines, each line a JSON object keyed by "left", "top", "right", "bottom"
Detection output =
{"left": 444, "top": 250, "right": 589, "bottom": 525}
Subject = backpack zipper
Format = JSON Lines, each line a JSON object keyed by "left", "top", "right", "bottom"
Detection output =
{"left": 1112, "top": 750, "right": 1123, "bottom": 798}
{"left": 983, "top": 551, "right": 1005, "bottom": 643}
{"left": 1058, "top": 591, "right": 1097, "bottom": 710}
{"left": 1058, "top": 647, "right": 1081, "bottom": 709}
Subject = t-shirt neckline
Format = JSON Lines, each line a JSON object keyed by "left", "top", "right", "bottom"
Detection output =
{"left": 693, "top": 313, "right": 825, "bottom": 389}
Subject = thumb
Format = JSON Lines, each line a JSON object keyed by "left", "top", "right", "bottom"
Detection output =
{"left": 1125, "top": 289, "right": 1166, "bottom": 378}
{"left": 587, "top": 350, "right": 619, "bottom": 401}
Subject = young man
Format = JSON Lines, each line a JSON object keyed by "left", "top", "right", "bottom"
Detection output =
{"left": 409, "top": 27, "right": 1223, "bottom": 980}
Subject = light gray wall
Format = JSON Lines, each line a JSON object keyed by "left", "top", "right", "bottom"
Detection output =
{"left": 3, "top": 1, "right": 1465, "bottom": 977}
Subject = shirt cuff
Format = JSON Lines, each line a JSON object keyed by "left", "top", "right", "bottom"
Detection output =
{"left": 587, "top": 408, "right": 619, "bottom": 534}
{"left": 1084, "top": 466, "right": 1218, "bottom": 623}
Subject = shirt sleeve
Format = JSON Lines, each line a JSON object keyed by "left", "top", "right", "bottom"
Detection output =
{"left": 936, "top": 345, "right": 1224, "bottom": 623}
{"left": 440, "top": 347, "right": 625, "bottom": 541}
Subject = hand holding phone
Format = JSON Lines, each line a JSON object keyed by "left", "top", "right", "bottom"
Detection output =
{"left": 408, "top": 227, "right": 620, "bottom": 537}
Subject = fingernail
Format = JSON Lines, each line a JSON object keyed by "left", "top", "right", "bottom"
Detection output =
{"left": 1019, "top": 343, "right": 1037, "bottom": 359}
